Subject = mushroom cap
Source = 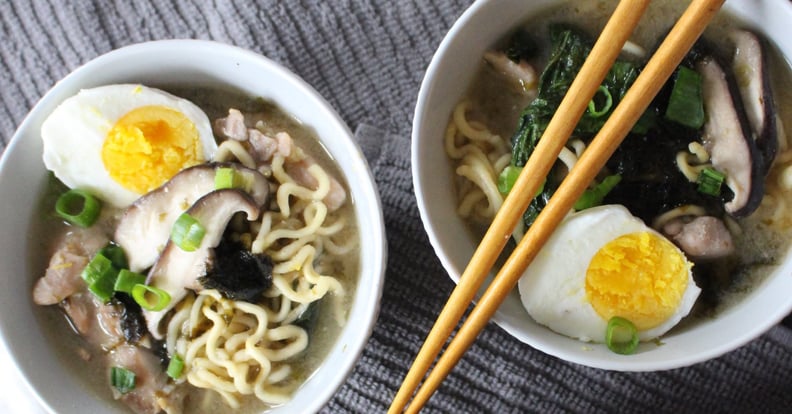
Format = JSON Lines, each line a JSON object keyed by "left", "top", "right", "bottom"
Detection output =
{"left": 730, "top": 29, "right": 778, "bottom": 175}
{"left": 114, "top": 162, "right": 269, "bottom": 272}
{"left": 698, "top": 56, "right": 764, "bottom": 217}
{"left": 142, "top": 189, "right": 261, "bottom": 338}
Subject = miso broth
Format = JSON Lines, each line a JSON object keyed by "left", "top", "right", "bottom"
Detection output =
{"left": 30, "top": 86, "right": 359, "bottom": 413}
{"left": 446, "top": 0, "right": 792, "bottom": 343}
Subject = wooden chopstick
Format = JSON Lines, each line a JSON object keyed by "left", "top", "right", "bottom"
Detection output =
{"left": 392, "top": 0, "right": 725, "bottom": 412}
{"left": 388, "top": 1, "right": 651, "bottom": 412}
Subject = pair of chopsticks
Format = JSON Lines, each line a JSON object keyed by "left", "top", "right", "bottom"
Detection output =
{"left": 391, "top": 0, "right": 726, "bottom": 412}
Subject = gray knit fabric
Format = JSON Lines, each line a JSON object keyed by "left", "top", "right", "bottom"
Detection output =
{"left": 2, "top": 1, "right": 792, "bottom": 413}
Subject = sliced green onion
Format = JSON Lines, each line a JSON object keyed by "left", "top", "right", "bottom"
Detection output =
{"left": 697, "top": 167, "right": 726, "bottom": 196}
{"left": 215, "top": 167, "right": 253, "bottom": 191}
{"left": 98, "top": 244, "right": 128, "bottom": 269}
{"left": 587, "top": 85, "right": 613, "bottom": 118}
{"left": 215, "top": 167, "right": 236, "bottom": 189}
{"left": 171, "top": 213, "right": 206, "bottom": 252}
{"left": 605, "top": 316, "right": 639, "bottom": 355}
{"left": 167, "top": 355, "right": 185, "bottom": 379}
{"left": 498, "top": 166, "right": 547, "bottom": 198}
{"left": 132, "top": 284, "right": 171, "bottom": 311}
{"left": 81, "top": 253, "right": 118, "bottom": 302}
{"left": 88, "top": 278, "right": 116, "bottom": 303}
{"left": 55, "top": 189, "right": 101, "bottom": 227}
{"left": 81, "top": 253, "right": 114, "bottom": 285}
{"left": 114, "top": 269, "right": 147, "bottom": 294}
{"left": 497, "top": 166, "right": 523, "bottom": 195}
{"left": 665, "top": 66, "right": 705, "bottom": 129}
{"left": 574, "top": 174, "right": 622, "bottom": 211}
{"left": 110, "top": 366, "right": 136, "bottom": 394}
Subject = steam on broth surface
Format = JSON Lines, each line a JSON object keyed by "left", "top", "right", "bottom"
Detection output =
{"left": 446, "top": 0, "right": 792, "bottom": 352}
{"left": 31, "top": 85, "right": 358, "bottom": 413}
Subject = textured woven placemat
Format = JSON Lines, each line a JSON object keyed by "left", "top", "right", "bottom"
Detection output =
{"left": 1, "top": 1, "right": 791, "bottom": 413}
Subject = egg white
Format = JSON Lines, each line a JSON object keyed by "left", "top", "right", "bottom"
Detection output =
{"left": 41, "top": 84, "right": 217, "bottom": 208}
{"left": 517, "top": 205, "right": 700, "bottom": 343}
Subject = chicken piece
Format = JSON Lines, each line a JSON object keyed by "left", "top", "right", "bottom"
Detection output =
{"left": 662, "top": 216, "right": 735, "bottom": 260}
{"left": 483, "top": 50, "right": 538, "bottom": 96}
{"left": 33, "top": 227, "right": 109, "bottom": 305}
{"left": 108, "top": 344, "right": 179, "bottom": 414}
{"left": 213, "top": 108, "right": 248, "bottom": 141}
{"left": 33, "top": 251, "right": 88, "bottom": 305}
{"left": 275, "top": 131, "right": 296, "bottom": 159}
{"left": 285, "top": 158, "right": 347, "bottom": 211}
{"left": 248, "top": 129, "right": 279, "bottom": 162}
{"left": 62, "top": 292, "right": 125, "bottom": 351}
{"left": 212, "top": 112, "right": 347, "bottom": 210}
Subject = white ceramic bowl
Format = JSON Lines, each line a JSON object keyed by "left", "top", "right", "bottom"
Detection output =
{"left": 413, "top": 0, "right": 792, "bottom": 371}
{"left": 0, "top": 40, "right": 386, "bottom": 413}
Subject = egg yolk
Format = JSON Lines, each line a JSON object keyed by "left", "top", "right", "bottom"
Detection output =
{"left": 102, "top": 105, "right": 204, "bottom": 194}
{"left": 585, "top": 232, "right": 692, "bottom": 331}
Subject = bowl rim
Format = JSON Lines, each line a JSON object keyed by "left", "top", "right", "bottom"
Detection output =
{"left": 0, "top": 39, "right": 386, "bottom": 412}
{"left": 412, "top": 0, "right": 792, "bottom": 371}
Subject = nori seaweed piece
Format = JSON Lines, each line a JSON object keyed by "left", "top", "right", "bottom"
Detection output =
{"left": 199, "top": 240, "right": 273, "bottom": 302}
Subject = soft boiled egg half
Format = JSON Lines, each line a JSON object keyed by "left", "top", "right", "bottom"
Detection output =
{"left": 41, "top": 84, "right": 217, "bottom": 207}
{"left": 518, "top": 205, "right": 700, "bottom": 345}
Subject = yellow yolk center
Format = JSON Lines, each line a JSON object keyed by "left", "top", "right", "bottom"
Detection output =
{"left": 585, "top": 231, "right": 692, "bottom": 330}
{"left": 102, "top": 105, "right": 204, "bottom": 194}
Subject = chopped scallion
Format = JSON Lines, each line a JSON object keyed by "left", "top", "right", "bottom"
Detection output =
{"left": 132, "top": 284, "right": 171, "bottom": 311}
{"left": 665, "top": 66, "right": 705, "bottom": 129}
{"left": 587, "top": 85, "right": 613, "bottom": 118}
{"left": 111, "top": 366, "right": 136, "bottom": 394}
{"left": 697, "top": 167, "right": 726, "bottom": 196}
{"left": 215, "top": 167, "right": 253, "bottom": 191}
{"left": 114, "top": 269, "right": 147, "bottom": 294}
{"left": 81, "top": 253, "right": 113, "bottom": 285}
{"left": 171, "top": 213, "right": 206, "bottom": 252}
{"left": 98, "top": 244, "right": 128, "bottom": 269}
{"left": 574, "top": 174, "right": 621, "bottom": 211}
{"left": 81, "top": 253, "right": 118, "bottom": 302}
{"left": 215, "top": 167, "right": 236, "bottom": 189}
{"left": 167, "top": 355, "right": 185, "bottom": 379}
{"left": 498, "top": 166, "right": 547, "bottom": 198}
{"left": 497, "top": 166, "right": 523, "bottom": 195}
{"left": 88, "top": 278, "right": 116, "bottom": 303}
{"left": 55, "top": 189, "right": 101, "bottom": 228}
{"left": 605, "top": 316, "right": 639, "bottom": 355}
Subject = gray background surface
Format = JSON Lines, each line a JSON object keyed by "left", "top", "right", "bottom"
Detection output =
{"left": 1, "top": 1, "right": 791, "bottom": 413}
